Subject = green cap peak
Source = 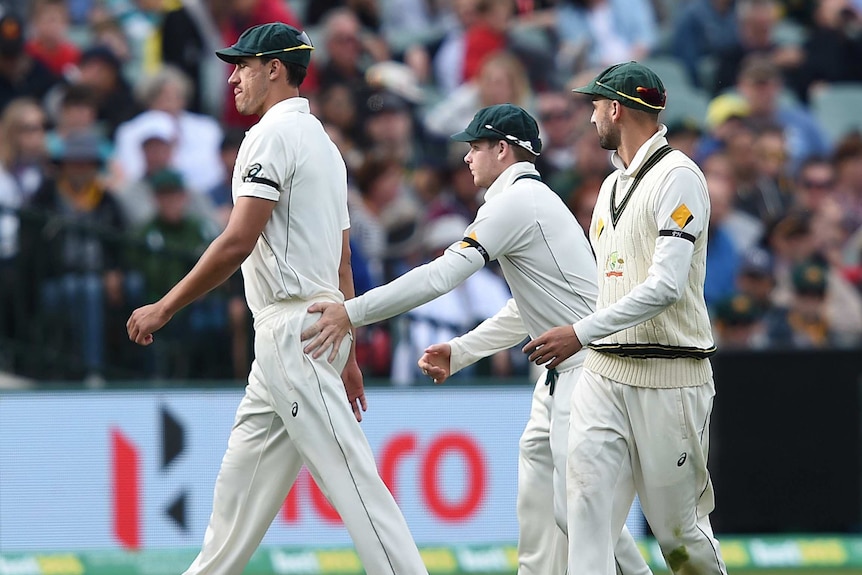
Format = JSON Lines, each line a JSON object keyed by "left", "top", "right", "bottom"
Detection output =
{"left": 451, "top": 103, "right": 542, "bottom": 156}
{"left": 573, "top": 61, "right": 666, "bottom": 113}
{"left": 216, "top": 22, "right": 314, "bottom": 68}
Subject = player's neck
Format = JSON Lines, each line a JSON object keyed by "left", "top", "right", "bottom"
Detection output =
{"left": 259, "top": 86, "right": 301, "bottom": 116}
{"left": 617, "top": 124, "right": 660, "bottom": 167}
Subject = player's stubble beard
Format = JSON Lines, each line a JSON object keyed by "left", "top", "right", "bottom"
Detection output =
{"left": 597, "top": 116, "right": 621, "bottom": 151}
{"left": 235, "top": 72, "right": 267, "bottom": 117}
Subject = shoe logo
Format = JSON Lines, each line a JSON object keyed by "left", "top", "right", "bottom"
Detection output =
{"left": 677, "top": 453, "right": 687, "bottom": 467}
{"left": 291, "top": 402, "right": 299, "bottom": 417}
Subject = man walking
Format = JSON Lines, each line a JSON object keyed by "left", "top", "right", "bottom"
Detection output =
{"left": 126, "top": 22, "right": 428, "bottom": 575}
{"left": 524, "top": 62, "right": 728, "bottom": 575}
{"left": 301, "top": 103, "right": 651, "bottom": 575}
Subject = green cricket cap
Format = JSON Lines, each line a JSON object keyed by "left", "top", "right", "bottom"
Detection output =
{"left": 572, "top": 61, "right": 667, "bottom": 113}
{"left": 451, "top": 104, "right": 542, "bottom": 156}
{"left": 216, "top": 22, "right": 314, "bottom": 68}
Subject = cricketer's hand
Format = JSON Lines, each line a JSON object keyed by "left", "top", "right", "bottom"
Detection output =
{"left": 523, "top": 325, "right": 582, "bottom": 369}
{"left": 418, "top": 343, "right": 452, "bottom": 384}
{"left": 127, "top": 303, "right": 172, "bottom": 346}
{"left": 302, "top": 302, "right": 351, "bottom": 362}
{"left": 342, "top": 359, "right": 367, "bottom": 422}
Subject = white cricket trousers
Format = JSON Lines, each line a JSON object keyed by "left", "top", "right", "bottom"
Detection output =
{"left": 183, "top": 299, "right": 428, "bottom": 575}
{"left": 567, "top": 368, "right": 728, "bottom": 575}
{"left": 518, "top": 367, "right": 651, "bottom": 575}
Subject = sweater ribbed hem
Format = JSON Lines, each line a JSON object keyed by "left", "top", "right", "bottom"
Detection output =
{"left": 584, "top": 349, "right": 712, "bottom": 388}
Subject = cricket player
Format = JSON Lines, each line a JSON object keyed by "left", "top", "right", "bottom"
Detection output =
{"left": 126, "top": 22, "right": 428, "bottom": 575}
{"left": 524, "top": 62, "right": 729, "bottom": 575}
{"left": 301, "top": 103, "right": 652, "bottom": 575}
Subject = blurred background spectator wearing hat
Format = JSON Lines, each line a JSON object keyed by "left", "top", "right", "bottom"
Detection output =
{"left": 712, "top": 292, "right": 768, "bottom": 349}
{"left": 18, "top": 130, "right": 128, "bottom": 384}
{"left": 126, "top": 167, "right": 232, "bottom": 379}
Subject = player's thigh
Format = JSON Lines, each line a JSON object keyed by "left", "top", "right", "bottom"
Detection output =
{"left": 626, "top": 382, "right": 715, "bottom": 535}
{"left": 567, "top": 370, "right": 629, "bottom": 498}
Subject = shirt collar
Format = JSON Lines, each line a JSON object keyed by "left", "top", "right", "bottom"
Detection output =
{"left": 260, "top": 97, "right": 310, "bottom": 122}
{"left": 610, "top": 124, "right": 669, "bottom": 177}
{"left": 485, "top": 162, "right": 541, "bottom": 201}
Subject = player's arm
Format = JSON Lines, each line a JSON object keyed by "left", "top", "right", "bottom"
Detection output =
{"left": 303, "top": 192, "right": 528, "bottom": 360}
{"left": 525, "top": 167, "right": 708, "bottom": 366}
{"left": 302, "top": 242, "right": 487, "bottom": 359}
{"left": 338, "top": 228, "right": 367, "bottom": 422}
{"left": 126, "top": 196, "right": 275, "bottom": 345}
{"left": 419, "top": 298, "right": 528, "bottom": 383}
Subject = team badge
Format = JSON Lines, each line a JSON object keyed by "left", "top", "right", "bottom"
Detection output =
{"left": 605, "top": 251, "right": 624, "bottom": 277}
{"left": 671, "top": 204, "right": 693, "bottom": 228}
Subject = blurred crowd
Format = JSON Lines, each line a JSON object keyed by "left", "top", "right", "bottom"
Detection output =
{"left": 1, "top": 0, "right": 862, "bottom": 384}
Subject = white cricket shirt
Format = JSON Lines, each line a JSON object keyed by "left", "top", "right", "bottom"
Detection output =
{"left": 233, "top": 97, "right": 350, "bottom": 316}
{"left": 344, "top": 162, "right": 599, "bottom": 371}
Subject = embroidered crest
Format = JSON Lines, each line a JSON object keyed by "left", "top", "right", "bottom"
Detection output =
{"left": 605, "top": 251, "right": 624, "bottom": 277}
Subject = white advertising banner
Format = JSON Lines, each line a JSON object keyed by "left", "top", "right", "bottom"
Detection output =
{"left": 0, "top": 387, "right": 533, "bottom": 551}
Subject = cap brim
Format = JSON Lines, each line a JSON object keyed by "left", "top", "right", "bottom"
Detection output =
{"left": 216, "top": 47, "right": 250, "bottom": 64}
{"left": 450, "top": 130, "right": 477, "bottom": 142}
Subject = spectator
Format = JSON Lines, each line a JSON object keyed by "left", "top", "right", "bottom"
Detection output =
{"left": 390, "top": 214, "right": 512, "bottom": 385}
{"left": 737, "top": 245, "right": 777, "bottom": 310}
{"left": 555, "top": 0, "right": 658, "bottom": 75}
{"left": 767, "top": 211, "right": 862, "bottom": 341}
{"left": 797, "top": 0, "right": 862, "bottom": 103}
{"left": 113, "top": 65, "right": 224, "bottom": 195}
{"left": 423, "top": 50, "right": 534, "bottom": 140}
{"left": 45, "top": 85, "right": 112, "bottom": 171}
{"left": 73, "top": 45, "right": 139, "bottom": 138}
{"left": 159, "top": 0, "right": 228, "bottom": 116}
{"left": 702, "top": 150, "right": 765, "bottom": 253}
{"left": 829, "top": 133, "right": 862, "bottom": 239}
{"left": 461, "top": 0, "right": 512, "bottom": 82}
{"left": 734, "top": 54, "right": 831, "bottom": 172}
{"left": 348, "top": 152, "right": 418, "bottom": 286}
{"left": 711, "top": 0, "right": 804, "bottom": 95}
{"left": 360, "top": 89, "right": 425, "bottom": 166}
{"left": 0, "top": 10, "right": 58, "bottom": 113}
{"left": 550, "top": 127, "right": 612, "bottom": 205}
{"left": 705, "top": 173, "right": 742, "bottom": 308}
{"left": 113, "top": 110, "right": 218, "bottom": 231}
{"left": 24, "top": 0, "right": 80, "bottom": 77}
{"left": 670, "top": 0, "right": 738, "bottom": 87}
{"left": 733, "top": 123, "right": 795, "bottom": 223}
{"left": 713, "top": 292, "right": 768, "bottom": 349}
{"left": 764, "top": 258, "right": 843, "bottom": 348}
{"left": 0, "top": 97, "right": 49, "bottom": 203}
{"left": 18, "top": 131, "right": 128, "bottom": 383}
{"left": 429, "top": 0, "right": 482, "bottom": 94}
{"left": 665, "top": 118, "right": 705, "bottom": 161}
{"left": 0, "top": 97, "right": 48, "bottom": 367}
{"left": 128, "top": 168, "right": 227, "bottom": 379}
{"left": 316, "top": 82, "right": 363, "bottom": 169}
{"left": 317, "top": 8, "right": 386, "bottom": 112}
{"left": 535, "top": 90, "right": 578, "bottom": 182}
